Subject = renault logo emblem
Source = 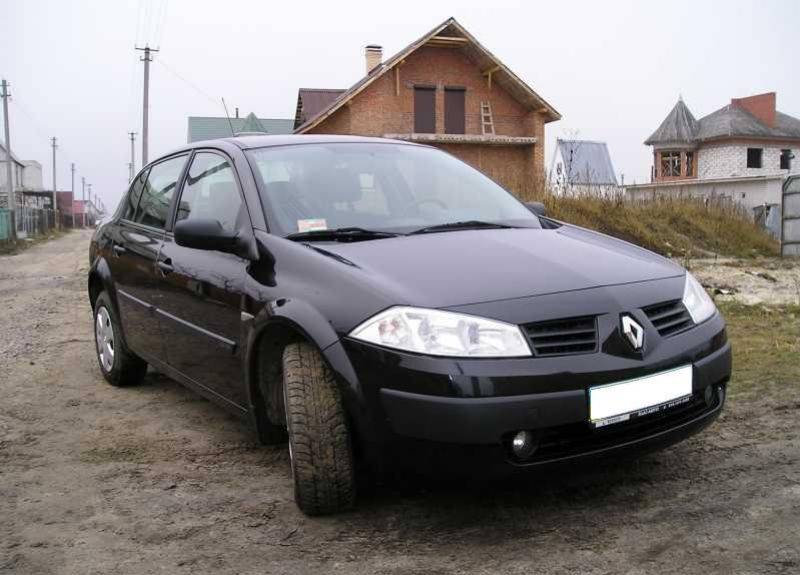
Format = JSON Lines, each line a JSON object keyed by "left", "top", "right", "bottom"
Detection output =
{"left": 621, "top": 315, "right": 644, "bottom": 350}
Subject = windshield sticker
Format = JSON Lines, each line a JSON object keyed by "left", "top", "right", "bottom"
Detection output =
{"left": 297, "top": 218, "right": 328, "bottom": 233}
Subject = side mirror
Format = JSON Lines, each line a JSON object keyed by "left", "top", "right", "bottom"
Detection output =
{"left": 174, "top": 218, "right": 240, "bottom": 253}
{"left": 525, "top": 201, "right": 546, "bottom": 217}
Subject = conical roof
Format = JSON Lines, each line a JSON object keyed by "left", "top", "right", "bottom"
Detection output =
{"left": 645, "top": 98, "right": 698, "bottom": 145}
{"left": 240, "top": 112, "right": 266, "bottom": 133}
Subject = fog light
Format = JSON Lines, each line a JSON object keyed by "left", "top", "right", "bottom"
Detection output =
{"left": 511, "top": 430, "right": 537, "bottom": 460}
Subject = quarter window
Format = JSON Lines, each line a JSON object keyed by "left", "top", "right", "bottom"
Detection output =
{"left": 746, "top": 148, "right": 763, "bottom": 169}
{"left": 133, "top": 155, "right": 187, "bottom": 229}
{"left": 121, "top": 168, "right": 149, "bottom": 221}
{"left": 177, "top": 152, "right": 243, "bottom": 232}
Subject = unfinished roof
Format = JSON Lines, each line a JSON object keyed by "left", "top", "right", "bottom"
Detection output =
{"left": 555, "top": 139, "right": 618, "bottom": 186}
{"left": 294, "top": 89, "right": 346, "bottom": 130}
{"left": 646, "top": 95, "right": 800, "bottom": 146}
{"left": 695, "top": 105, "right": 800, "bottom": 141}
{"left": 295, "top": 17, "right": 560, "bottom": 133}
{"left": 187, "top": 115, "right": 294, "bottom": 143}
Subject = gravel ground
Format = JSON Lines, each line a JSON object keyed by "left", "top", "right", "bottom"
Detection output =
{"left": 1, "top": 230, "right": 798, "bottom": 575}
{"left": 688, "top": 258, "right": 800, "bottom": 306}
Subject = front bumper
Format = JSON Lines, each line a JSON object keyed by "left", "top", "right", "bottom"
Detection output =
{"left": 331, "top": 310, "right": 730, "bottom": 468}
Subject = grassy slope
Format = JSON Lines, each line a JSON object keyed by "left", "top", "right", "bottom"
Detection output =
{"left": 530, "top": 195, "right": 778, "bottom": 259}
{"left": 719, "top": 302, "right": 800, "bottom": 397}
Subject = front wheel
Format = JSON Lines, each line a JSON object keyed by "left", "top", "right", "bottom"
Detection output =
{"left": 282, "top": 342, "right": 356, "bottom": 515}
{"left": 94, "top": 291, "right": 147, "bottom": 387}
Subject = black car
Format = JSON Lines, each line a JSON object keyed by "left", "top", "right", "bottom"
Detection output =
{"left": 88, "top": 135, "right": 731, "bottom": 515}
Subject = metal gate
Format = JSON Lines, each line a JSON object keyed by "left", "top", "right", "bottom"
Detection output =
{"left": 782, "top": 176, "right": 800, "bottom": 256}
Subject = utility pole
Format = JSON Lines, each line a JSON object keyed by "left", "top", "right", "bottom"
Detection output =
{"left": 1, "top": 78, "right": 16, "bottom": 242}
{"left": 87, "top": 183, "right": 92, "bottom": 225}
{"left": 135, "top": 45, "right": 158, "bottom": 165}
{"left": 71, "top": 162, "right": 75, "bottom": 228}
{"left": 51, "top": 137, "right": 58, "bottom": 229}
{"left": 81, "top": 176, "right": 86, "bottom": 227}
{"left": 128, "top": 131, "right": 137, "bottom": 182}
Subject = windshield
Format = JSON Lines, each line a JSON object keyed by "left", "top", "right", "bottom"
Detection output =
{"left": 246, "top": 143, "right": 540, "bottom": 237}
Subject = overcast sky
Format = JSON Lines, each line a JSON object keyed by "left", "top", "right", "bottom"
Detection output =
{"left": 2, "top": 0, "right": 798, "bottom": 210}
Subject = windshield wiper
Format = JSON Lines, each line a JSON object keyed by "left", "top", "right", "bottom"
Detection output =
{"left": 409, "top": 220, "right": 517, "bottom": 235}
{"left": 286, "top": 227, "right": 403, "bottom": 242}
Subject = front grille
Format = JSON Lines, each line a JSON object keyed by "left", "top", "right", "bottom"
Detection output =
{"left": 524, "top": 316, "right": 598, "bottom": 357}
{"left": 643, "top": 300, "right": 694, "bottom": 337}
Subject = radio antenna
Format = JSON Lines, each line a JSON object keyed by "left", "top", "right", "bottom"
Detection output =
{"left": 221, "top": 98, "right": 235, "bottom": 136}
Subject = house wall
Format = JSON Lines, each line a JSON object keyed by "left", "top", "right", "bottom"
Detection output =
{"left": 626, "top": 177, "right": 784, "bottom": 212}
{"left": 697, "top": 143, "right": 800, "bottom": 180}
{"left": 307, "top": 46, "right": 547, "bottom": 196}
{"left": 0, "top": 160, "right": 24, "bottom": 195}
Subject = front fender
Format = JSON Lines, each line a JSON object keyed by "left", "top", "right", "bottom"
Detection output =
{"left": 242, "top": 297, "right": 369, "bottom": 442}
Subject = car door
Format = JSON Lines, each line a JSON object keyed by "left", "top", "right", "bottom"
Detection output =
{"left": 156, "top": 150, "right": 250, "bottom": 410}
{"left": 108, "top": 155, "right": 187, "bottom": 361}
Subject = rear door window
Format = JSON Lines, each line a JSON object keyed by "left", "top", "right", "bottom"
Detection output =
{"left": 133, "top": 154, "right": 188, "bottom": 229}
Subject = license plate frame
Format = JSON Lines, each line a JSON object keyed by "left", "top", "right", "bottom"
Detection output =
{"left": 589, "top": 365, "right": 693, "bottom": 428}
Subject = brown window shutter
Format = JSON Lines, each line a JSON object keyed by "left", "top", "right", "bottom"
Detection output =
{"left": 444, "top": 88, "right": 465, "bottom": 134}
{"left": 414, "top": 87, "right": 436, "bottom": 133}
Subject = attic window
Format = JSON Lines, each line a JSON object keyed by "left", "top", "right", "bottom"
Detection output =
{"left": 747, "top": 148, "right": 763, "bottom": 169}
{"left": 661, "top": 151, "right": 681, "bottom": 177}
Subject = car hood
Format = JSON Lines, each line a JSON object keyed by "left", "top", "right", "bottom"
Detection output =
{"left": 313, "top": 225, "right": 684, "bottom": 308}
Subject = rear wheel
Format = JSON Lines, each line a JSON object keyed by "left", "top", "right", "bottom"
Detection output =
{"left": 94, "top": 291, "right": 147, "bottom": 387}
{"left": 282, "top": 342, "right": 356, "bottom": 515}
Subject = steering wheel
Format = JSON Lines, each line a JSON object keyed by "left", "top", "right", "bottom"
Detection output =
{"left": 401, "top": 197, "right": 448, "bottom": 215}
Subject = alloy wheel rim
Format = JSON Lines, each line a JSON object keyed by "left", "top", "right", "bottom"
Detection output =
{"left": 95, "top": 306, "right": 115, "bottom": 372}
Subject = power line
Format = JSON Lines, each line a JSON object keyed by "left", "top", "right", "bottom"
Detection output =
{"left": 156, "top": 57, "right": 221, "bottom": 106}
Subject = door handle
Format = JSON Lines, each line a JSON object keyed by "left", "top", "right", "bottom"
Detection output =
{"left": 157, "top": 259, "right": 174, "bottom": 274}
{"left": 112, "top": 244, "right": 127, "bottom": 256}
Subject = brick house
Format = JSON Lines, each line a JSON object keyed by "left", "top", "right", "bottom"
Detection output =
{"left": 293, "top": 18, "right": 560, "bottom": 197}
{"left": 627, "top": 92, "right": 800, "bottom": 211}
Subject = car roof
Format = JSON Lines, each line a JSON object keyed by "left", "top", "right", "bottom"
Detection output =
{"left": 188, "top": 134, "right": 422, "bottom": 151}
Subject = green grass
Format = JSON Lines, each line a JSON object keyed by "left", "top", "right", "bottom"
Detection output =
{"left": 719, "top": 302, "right": 800, "bottom": 397}
{"left": 522, "top": 191, "right": 778, "bottom": 259}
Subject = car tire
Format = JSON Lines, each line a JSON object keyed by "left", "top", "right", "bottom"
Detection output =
{"left": 94, "top": 291, "right": 148, "bottom": 387}
{"left": 282, "top": 342, "right": 356, "bottom": 515}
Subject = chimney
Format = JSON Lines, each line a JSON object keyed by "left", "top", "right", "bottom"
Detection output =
{"left": 365, "top": 45, "right": 383, "bottom": 74}
{"left": 731, "top": 92, "right": 776, "bottom": 128}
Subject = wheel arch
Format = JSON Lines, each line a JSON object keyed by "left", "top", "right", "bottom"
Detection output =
{"left": 88, "top": 256, "right": 116, "bottom": 311}
{"left": 244, "top": 299, "right": 364, "bottom": 444}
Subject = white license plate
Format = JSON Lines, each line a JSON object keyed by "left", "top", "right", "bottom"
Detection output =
{"left": 589, "top": 365, "right": 693, "bottom": 428}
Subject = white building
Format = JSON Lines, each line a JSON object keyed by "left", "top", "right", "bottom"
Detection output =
{"left": 626, "top": 92, "right": 800, "bottom": 211}
{"left": 1, "top": 143, "right": 45, "bottom": 208}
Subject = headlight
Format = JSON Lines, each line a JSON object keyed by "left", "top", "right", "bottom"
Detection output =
{"left": 349, "top": 306, "right": 532, "bottom": 358}
{"left": 682, "top": 272, "right": 716, "bottom": 324}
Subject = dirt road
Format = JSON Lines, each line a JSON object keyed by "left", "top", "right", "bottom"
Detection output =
{"left": 1, "top": 230, "right": 798, "bottom": 574}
